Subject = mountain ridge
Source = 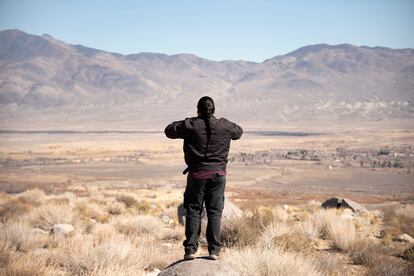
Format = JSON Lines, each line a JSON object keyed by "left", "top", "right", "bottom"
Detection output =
{"left": 0, "top": 29, "right": 413, "bottom": 130}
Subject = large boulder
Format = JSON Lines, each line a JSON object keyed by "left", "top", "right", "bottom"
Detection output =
{"left": 321, "top": 197, "right": 367, "bottom": 213}
{"left": 177, "top": 198, "right": 242, "bottom": 225}
{"left": 158, "top": 258, "right": 239, "bottom": 276}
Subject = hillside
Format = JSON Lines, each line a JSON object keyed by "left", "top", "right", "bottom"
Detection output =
{"left": 0, "top": 29, "right": 413, "bottom": 130}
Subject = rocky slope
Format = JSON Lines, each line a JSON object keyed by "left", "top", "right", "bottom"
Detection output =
{"left": 0, "top": 29, "right": 413, "bottom": 130}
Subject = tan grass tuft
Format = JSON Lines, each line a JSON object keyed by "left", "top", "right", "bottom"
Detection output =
{"left": 112, "top": 214, "right": 164, "bottom": 237}
{"left": 311, "top": 251, "right": 345, "bottom": 276}
{"left": 0, "top": 221, "right": 49, "bottom": 252}
{"left": 0, "top": 253, "right": 59, "bottom": 276}
{"left": 224, "top": 243, "right": 322, "bottom": 276}
{"left": 106, "top": 201, "right": 125, "bottom": 215}
{"left": 75, "top": 201, "right": 109, "bottom": 223}
{"left": 382, "top": 204, "right": 414, "bottom": 237}
{"left": 51, "top": 234, "right": 148, "bottom": 275}
{"left": 28, "top": 203, "right": 76, "bottom": 230}
{"left": 116, "top": 194, "right": 137, "bottom": 208}
{"left": 0, "top": 198, "right": 31, "bottom": 222}
{"left": 325, "top": 217, "right": 356, "bottom": 251}
{"left": 366, "top": 255, "right": 414, "bottom": 276}
{"left": 272, "top": 233, "right": 315, "bottom": 255}
{"left": 16, "top": 189, "right": 46, "bottom": 206}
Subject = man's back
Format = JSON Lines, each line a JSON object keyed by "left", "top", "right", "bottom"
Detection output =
{"left": 165, "top": 116, "right": 243, "bottom": 171}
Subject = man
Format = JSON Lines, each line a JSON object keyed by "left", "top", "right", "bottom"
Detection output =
{"left": 164, "top": 96, "right": 243, "bottom": 260}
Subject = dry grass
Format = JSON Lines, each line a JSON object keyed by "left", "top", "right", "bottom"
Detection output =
{"left": 0, "top": 221, "right": 49, "bottom": 252}
{"left": 0, "top": 253, "right": 60, "bottom": 276}
{"left": 295, "top": 217, "right": 320, "bottom": 240}
{"left": 1, "top": 188, "right": 413, "bottom": 275}
{"left": 51, "top": 234, "right": 148, "bottom": 275}
{"left": 348, "top": 239, "right": 390, "bottom": 265}
{"left": 224, "top": 243, "right": 322, "bottom": 276}
{"left": 16, "top": 189, "right": 46, "bottom": 206}
{"left": 325, "top": 217, "right": 356, "bottom": 251}
{"left": 382, "top": 205, "right": 414, "bottom": 237}
{"left": 27, "top": 202, "right": 77, "bottom": 230}
{"left": 272, "top": 233, "right": 315, "bottom": 256}
{"left": 75, "top": 201, "right": 109, "bottom": 223}
{"left": 221, "top": 206, "right": 291, "bottom": 248}
{"left": 0, "top": 240, "right": 12, "bottom": 267}
{"left": 310, "top": 208, "right": 340, "bottom": 239}
{"left": 0, "top": 198, "right": 32, "bottom": 222}
{"left": 260, "top": 222, "right": 289, "bottom": 243}
{"left": 106, "top": 201, "right": 125, "bottom": 215}
{"left": 112, "top": 214, "right": 164, "bottom": 237}
{"left": 116, "top": 194, "right": 137, "bottom": 208}
{"left": 311, "top": 251, "right": 346, "bottom": 276}
{"left": 221, "top": 215, "right": 262, "bottom": 247}
{"left": 365, "top": 255, "right": 414, "bottom": 276}
{"left": 400, "top": 245, "right": 414, "bottom": 263}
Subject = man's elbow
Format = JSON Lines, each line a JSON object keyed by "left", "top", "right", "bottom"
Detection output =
{"left": 232, "top": 126, "right": 243, "bottom": 140}
{"left": 164, "top": 126, "right": 175, "bottom": 139}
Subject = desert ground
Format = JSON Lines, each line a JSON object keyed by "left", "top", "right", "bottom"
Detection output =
{"left": 0, "top": 129, "right": 413, "bottom": 275}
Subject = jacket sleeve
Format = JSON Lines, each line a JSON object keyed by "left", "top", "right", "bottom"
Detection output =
{"left": 164, "top": 120, "right": 188, "bottom": 139}
{"left": 231, "top": 122, "right": 243, "bottom": 140}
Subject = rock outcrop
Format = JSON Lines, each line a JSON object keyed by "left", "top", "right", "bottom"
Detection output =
{"left": 396, "top": 233, "right": 414, "bottom": 243}
{"left": 51, "top": 223, "right": 74, "bottom": 236}
{"left": 321, "top": 197, "right": 367, "bottom": 213}
{"left": 158, "top": 258, "right": 239, "bottom": 276}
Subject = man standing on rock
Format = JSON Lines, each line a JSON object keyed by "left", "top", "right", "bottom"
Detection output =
{"left": 165, "top": 96, "right": 243, "bottom": 260}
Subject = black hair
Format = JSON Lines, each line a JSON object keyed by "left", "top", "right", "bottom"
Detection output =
{"left": 197, "top": 96, "right": 215, "bottom": 119}
{"left": 197, "top": 96, "right": 215, "bottom": 158}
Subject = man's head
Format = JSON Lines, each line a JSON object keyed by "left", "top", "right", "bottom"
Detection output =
{"left": 197, "top": 96, "right": 215, "bottom": 119}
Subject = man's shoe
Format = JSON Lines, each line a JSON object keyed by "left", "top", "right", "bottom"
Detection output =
{"left": 184, "top": 253, "right": 195, "bottom": 260}
{"left": 208, "top": 253, "right": 219, "bottom": 260}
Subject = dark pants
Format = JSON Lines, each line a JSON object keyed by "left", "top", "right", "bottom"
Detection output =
{"left": 183, "top": 173, "right": 226, "bottom": 255}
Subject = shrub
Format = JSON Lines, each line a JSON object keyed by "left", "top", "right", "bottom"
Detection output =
{"left": 0, "top": 240, "right": 12, "bottom": 267}
{"left": 0, "top": 199, "right": 31, "bottom": 222}
{"left": 16, "top": 189, "right": 46, "bottom": 206}
{"left": 0, "top": 221, "right": 49, "bottom": 252}
{"left": 221, "top": 215, "right": 263, "bottom": 247}
{"left": 311, "top": 251, "right": 345, "bottom": 276}
{"left": 348, "top": 239, "right": 390, "bottom": 265}
{"left": 272, "top": 233, "right": 315, "bottom": 256}
{"left": 400, "top": 245, "right": 414, "bottom": 263}
{"left": 382, "top": 205, "right": 414, "bottom": 237}
{"left": 28, "top": 203, "right": 76, "bottom": 230}
{"left": 116, "top": 195, "right": 137, "bottom": 208}
{"left": 366, "top": 255, "right": 414, "bottom": 276}
{"left": 87, "top": 223, "right": 117, "bottom": 243}
{"left": 135, "top": 200, "right": 152, "bottom": 214}
{"left": 0, "top": 253, "right": 59, "bottom": 276}
{"left": 380, "top": 226, "right": 400, "bottom": 245}
{"left": 75, "top": 201, "right": 109, "bottom": 223}
{"left": 113, "top": 215, "right": 164, "bottom": 237}
{"left": 106, "top": 201, "right": 125, "bottom": 215}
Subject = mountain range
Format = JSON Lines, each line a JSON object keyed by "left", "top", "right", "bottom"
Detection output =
{"left": 0, "top": 29, "right": 413, "bottom": 130}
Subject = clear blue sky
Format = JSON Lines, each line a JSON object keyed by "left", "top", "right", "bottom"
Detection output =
{"left": 1, "top": 0, "right": 413, "bottom": 62}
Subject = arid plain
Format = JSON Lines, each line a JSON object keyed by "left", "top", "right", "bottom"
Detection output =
{"left": 1, "top": 129, "right": 412, "bottom": 205}
{"left": 0, "top": 129, "right": 413, "bottom": 275}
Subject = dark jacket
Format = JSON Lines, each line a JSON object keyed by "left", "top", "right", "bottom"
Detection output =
{"left": 165, "top": 116, "right": 243, "bottom": 172}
